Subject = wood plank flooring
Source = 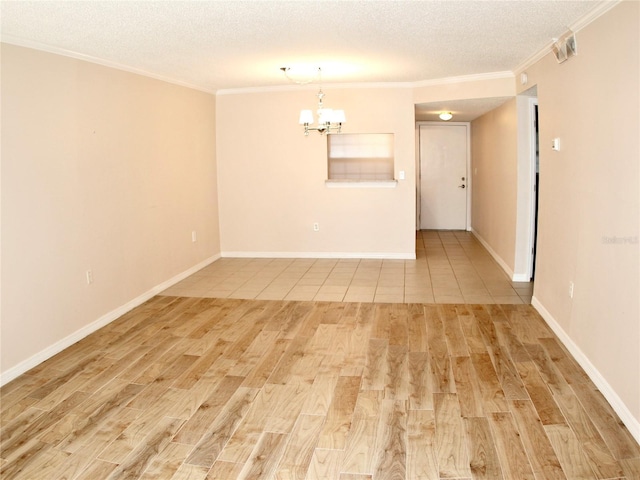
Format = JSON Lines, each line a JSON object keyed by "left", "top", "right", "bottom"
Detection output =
{"left": 1, "top": 296, "right": 639, "bottom": 479}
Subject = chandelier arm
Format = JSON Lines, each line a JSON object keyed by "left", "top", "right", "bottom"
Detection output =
{"left": 297, "top": 66, "right": 345, "bottom": 136}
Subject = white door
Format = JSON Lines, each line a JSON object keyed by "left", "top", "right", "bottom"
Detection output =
{"left": 419, "top": 124, "right": 468, "bottom": 230}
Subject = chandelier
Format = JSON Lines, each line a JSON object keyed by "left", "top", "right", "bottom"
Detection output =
{"left": 282, "top": 67, "right": 345, "bottom": 136}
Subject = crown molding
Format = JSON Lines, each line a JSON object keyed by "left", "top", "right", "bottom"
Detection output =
{"left": 411, "top": 70, "right": 514, "bottom": 89}
{"left": 1, "top": 35, "right": 217, "bottom": 95}
{"left": 570, "top": 0, "right": 621, "bottom": 33}
{"left": 513, "top": 0, "right": 621, "bottom": 74}
{"left": 217, "top": 72, "right": 515, "bottom": 96}
{"left": 5, "top": 35, "right": 512, "bottom": 97}
{"left": 216, "top": 81, "right": 414, "bottom": 96}
{"left": 4, "top": 0, "right": 619, "bottom": 97}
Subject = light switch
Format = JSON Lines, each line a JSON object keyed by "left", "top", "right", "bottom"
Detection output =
{"left": 552, "top": 138, "right": 560, "bottom": 151}
{"left": 398, "top": 170, "right": 405, "bottom": 180}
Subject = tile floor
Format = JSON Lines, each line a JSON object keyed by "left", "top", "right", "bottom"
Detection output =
{"left": 161, "top": 230, "right": 533, "bottom": 304}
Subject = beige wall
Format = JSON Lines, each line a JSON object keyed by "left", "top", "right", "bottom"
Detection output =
{"left": 470, "top": 99, "right": 519, "bottom": 274}
{"left": 1, "top": 44, "right": 220, "bottom": 379}
{"left": 519, "top": 2, "right": 639, "bottom": 432}
{"left": 216, "top": 87, "right": 416, "bottom": 257}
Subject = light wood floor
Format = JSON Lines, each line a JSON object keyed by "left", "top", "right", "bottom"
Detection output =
{"left": 1, "top": 297, "right": 639, "bottom": 479}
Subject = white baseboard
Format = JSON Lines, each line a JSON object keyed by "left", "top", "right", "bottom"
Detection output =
{"left": 221, "top": 251, "right": 416, "bottom": 260}
{"left": 470, "top": 229, "right": 524, "bottom": 281}
{"left": 531, "top": 296, "right": 640, "bottom": 444}
{"left": 0, "top": 254, "right": 220, "bottom": 387}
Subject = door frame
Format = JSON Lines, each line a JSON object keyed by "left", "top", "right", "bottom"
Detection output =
{"left": 527, "top": 97, "right": 539, "bottom": 279}
{"left": 415, "top": 121, "right": 471, "bottom": 231}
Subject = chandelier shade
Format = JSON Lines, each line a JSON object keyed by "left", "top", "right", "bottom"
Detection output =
{"left": 299, "top": 110, "right": 314, "bottom": 125}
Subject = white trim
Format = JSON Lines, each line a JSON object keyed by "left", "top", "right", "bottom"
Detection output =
{"left": 512, "top": 273, "right": 530, "bottom": 282}
{"left": 465, "top": 123, "right": 472, "bottom": 230}
{"left": 514, "top": 0, "right": 621, "bottom": 74}
{"left": 219, "top": 71, "right": 515, "bottom": 96}
{"left": 221, "top": 251, "right": 416, "bottom": 260}
{"left": 414, "top": 123, "right": 422, "bottom": 230}
{"left": 513, "top": 41, "right": 554, "bottom": 78}
{"left": 3, "top": 0, "right": 617, "bottom": 99}
{"left": 570, "top": 0, "right": 622, "bottom": 34}
{"left": 0, "top": 254, "right": 220, "bottom": 387}
{"left": 217, "top": 82, "right": 414, "bottom": 96}
{"left": 0, "top": 37, "right": 512, "bottom": 98}
{"left": 528, "top": 97, "right": 539, "bottom": 280}
{"left": 325, "top": 180, "right": 397, "bottom": 188}
{"left": 470, "top": 228, "right": 517, "bottom": 281}
{"left": 1, "top": 35, "right": 217, "bottom": 95}
{"left": 531, "top": 296, "right": 640, "bottom": 444}
{"left": 412, "top": 70, "right": 514, "bottom": 88}
{"left": 2, "top": 34, "right": 411, "bottom": 96}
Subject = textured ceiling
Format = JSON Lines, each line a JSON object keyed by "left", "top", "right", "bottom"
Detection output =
{"left": 1, "top": 0, "right": 601, "bottom": 93}
{"left": 415, "top": 97, "right": 514, "bottom": 122}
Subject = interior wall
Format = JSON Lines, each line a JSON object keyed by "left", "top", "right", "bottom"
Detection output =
{"left": 470, "top": 99, "right": 519, "bottom": 276}
{"left": 518, "top": 2, "right": 640, "bottom": 435}
{"left": 413, "top": 74, "right": 515, "bottom": 104}
{"left": 1, "top": 44, "right": 220, "bottom": 379}
{"left": 216, "top": 87, "right": 416, "bottom": 258}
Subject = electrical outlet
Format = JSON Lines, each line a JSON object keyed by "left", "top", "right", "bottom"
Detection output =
{"left": 86, "top": 270, "right": 93, "bottom": 285}
{"left": 569, "top": 281, "right": 574, "bottom": 298}
{"left": 313, "top": 223, "right": 319, "bottom": 232}
{"left": 192, "top": 231, "right": 197, "bottom": 242}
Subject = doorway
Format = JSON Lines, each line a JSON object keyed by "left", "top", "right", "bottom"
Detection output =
{"left": 418, "top": 123, "right": 470, "bottom": 230}
{"left": 530, "top": 101, "right": 540, "bottom": 280}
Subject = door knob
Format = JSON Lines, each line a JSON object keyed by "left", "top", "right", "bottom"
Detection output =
{"left": 458, "top": 184, "right": 466, "bottom": 189}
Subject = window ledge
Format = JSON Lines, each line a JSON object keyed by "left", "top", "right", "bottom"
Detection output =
{"left": 325, "top": 179, "right": 398, "bottom": 188}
